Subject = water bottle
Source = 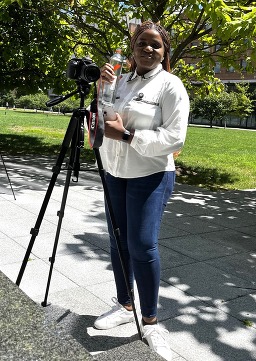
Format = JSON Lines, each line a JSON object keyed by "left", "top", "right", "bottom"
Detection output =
{"left": 102, "top": 49, "right": 123, "bottom": 107}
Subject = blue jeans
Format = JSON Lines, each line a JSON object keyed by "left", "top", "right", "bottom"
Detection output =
{"left": 104, "top": 171, "right": 175, "bottom": 318}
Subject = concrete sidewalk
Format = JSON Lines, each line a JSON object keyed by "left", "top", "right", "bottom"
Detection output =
{"left": 0, "top": 155, "right": 256, "bottom": 361}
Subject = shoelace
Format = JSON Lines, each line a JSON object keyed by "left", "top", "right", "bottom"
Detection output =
{"left": 111, "top": 297, "right": 120, "bottom": 307}
{"left": 106, "top": 297, "right": 124, "bottom": 314}
{"left": 143, "top": 325, "right": 169, "bottom": 348}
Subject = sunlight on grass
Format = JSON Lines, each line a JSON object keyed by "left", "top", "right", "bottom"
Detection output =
{"left": 9, "top": 126, "right": 66, "bottom": 137}
{"left": 0, "top": 109, "right": 94, "bottom": 161}
{"left": 167, "top": 126, "right": 256, "bottom": 190}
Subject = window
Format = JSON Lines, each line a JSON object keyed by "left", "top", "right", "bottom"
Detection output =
{"left": 240, "top": 59, "right": 247, "bottom": 72}
{"left": 205, "top": 23, "right": 211, "bottom": 31}
{"left": 203, "top": 42, "right": 210, "bottom": 52}
{"left": 227, "top": 66, "right": 235, "bottom": 73}
{"left": 214, "top": 62, "right": 221, "bottom": 73}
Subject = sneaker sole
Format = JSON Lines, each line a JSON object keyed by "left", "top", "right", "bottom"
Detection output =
{"left": 94, "top": 317, "right": 135, "bottom": 330}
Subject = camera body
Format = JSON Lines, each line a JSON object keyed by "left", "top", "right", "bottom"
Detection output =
{"left": 67, "top": 57, "right": 100, "bottom": 83}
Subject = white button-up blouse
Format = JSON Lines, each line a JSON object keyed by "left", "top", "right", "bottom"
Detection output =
{"left": 100, "top": 63, "right": 190, "bottom": 178}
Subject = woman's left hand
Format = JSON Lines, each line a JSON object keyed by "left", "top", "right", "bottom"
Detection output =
{"left": 104, "top": 113, "right": 126, "bottom": 140}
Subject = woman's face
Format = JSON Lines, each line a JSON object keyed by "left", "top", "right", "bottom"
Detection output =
{"left": 133, "top": 28, "right": 165, "bottom": 75}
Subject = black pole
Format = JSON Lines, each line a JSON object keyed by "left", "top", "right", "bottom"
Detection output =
{"left": 1, "top": 154, "right": 16, "bottom": 200}
{"left": 94, "top": 148, "right": 142, "bottom": 340}
{"left": 16, "top": 112, "right": 79, "bottom": 286}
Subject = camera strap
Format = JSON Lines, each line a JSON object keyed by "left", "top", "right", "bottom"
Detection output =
{"left": 86, "top": 82, "right": 104, "bottom": 149}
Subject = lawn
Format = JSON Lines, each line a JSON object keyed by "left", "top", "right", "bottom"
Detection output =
{"left": 0, "top": 108, "right": 95, "bottom": 162}
{"left": 1, "top": 109, "right": 256, "bottom": 190}
{"left": 176, "top": 125, "right": 256, "bottom": 190}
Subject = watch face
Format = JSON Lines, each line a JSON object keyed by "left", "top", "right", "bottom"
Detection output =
{"left": 122, "top": 130, "right": 130, "bottom": 141}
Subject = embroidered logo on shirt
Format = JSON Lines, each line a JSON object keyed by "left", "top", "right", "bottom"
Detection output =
{"left": 133, "top": 93, "right": 159, "bottom": 106}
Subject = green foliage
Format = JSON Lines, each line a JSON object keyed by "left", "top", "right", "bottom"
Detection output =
{"left": 15, "top": 93, "right": 49, "bottom": 110}
{"left": 232, "top": 83, "right": 255, "bottom": 118}
{"left": 0, "top": 89, "right": 18, "bottom": 106}
{"left": 191, "top": 87, "right": 254, "bottom": 126}
{"left": 173, "top": 60, "right": 225, "bottom": 97}
{"left": 0, "top": 0, "right": 73, "bottom": 94}
{"left": 1, "top": 1, "right": 256, "bottom": 96}
{"left": 50, "top": 96, "right": 81, "bottom": 114}
{"left": 191, "top": 92, "right": 235, "bottom": 127}
{"left": 0, "top": 91, "right": 81, "bottom": 112}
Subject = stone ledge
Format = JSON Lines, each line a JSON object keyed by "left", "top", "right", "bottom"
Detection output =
{"left": 0, "top": 271, "right": 163, "bottom": 361}
{"left": 0, "top": 271, "right": 92, "bottom": 360}
{"left": 93, "top": 340, "right": 165, "bottom": 361}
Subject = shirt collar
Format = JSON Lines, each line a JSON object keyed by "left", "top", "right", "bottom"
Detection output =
{"left": 128, "top": 63, "right": 163, "bottom": 81}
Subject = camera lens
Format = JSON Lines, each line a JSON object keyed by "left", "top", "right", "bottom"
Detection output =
{"left": 82, "top": 64, "right": 101, "bottom": 83}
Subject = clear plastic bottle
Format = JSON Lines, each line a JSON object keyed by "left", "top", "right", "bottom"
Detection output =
{"left": 102, "top": 48, "right": 123, "bottom": 106}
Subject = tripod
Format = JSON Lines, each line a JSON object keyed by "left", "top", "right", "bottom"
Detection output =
{"left": 15, "top": 80, "right": 142, "bottom": 340}
{"left": 1, "top": 154, "right": 16, "bottom": 200}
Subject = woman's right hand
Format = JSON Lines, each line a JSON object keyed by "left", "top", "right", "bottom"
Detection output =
{"left": 100, "top": 63, "right": 116, "bottom": 83}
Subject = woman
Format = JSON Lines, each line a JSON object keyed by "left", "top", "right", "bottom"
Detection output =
{"left": 94, "top": 21, "right": 189, "bottom": 361}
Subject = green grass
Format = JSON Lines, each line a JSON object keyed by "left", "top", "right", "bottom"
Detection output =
{"left": 1, "top": 109, "right": 256, "bottom": 190}
{"left": 176, "top": 126, "right": 256, "bottom": 190}
{"left": 0, "top": 108, "right": 95, "bottom": 162}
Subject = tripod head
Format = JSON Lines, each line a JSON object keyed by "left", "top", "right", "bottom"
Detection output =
{"left": 46, "top": 79, "right": 91, "bottom": 108}
{"left": 46, "top": 78, "right": 104, "bottom": 149}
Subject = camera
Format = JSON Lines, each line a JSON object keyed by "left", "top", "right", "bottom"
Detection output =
{"left": 66, "top": 56, "right": 100, "bottom": 83}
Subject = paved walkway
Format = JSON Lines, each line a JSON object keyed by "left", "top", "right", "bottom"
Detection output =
{"left": 0, "top": 155, "right": 256, "bottom": 361}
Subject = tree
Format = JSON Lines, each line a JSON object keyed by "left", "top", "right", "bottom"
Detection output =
{"left": 250, "top": 88, "right": 256, "bottom": 112}
{"left": 191, "top": 87, "right": 254, "bottom": 127}
{"left": 232, "top": 83, "right": 254, "bottom": 119}
{"left": 0, "top": 0, "right": 74, "bottom": 94}
{"left": 191, "top": 92, "right": 236, "bottom": 127}
{"left": 1, "top": 0, "right": 256, "bottom": 95}
{"left": 0, "top": 89, "right": 17, "bottom": 106}
{"left": 11, "top": 92, "right": 79, "bottom": 112}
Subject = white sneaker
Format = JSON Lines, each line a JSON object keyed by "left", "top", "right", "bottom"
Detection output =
{"left": 142, "top": 324, "right": 172, "bottom": 361}
{"left": 94, "top": 297, "right": 135, "bottom": 330}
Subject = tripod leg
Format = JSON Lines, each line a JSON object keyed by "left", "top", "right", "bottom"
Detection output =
{"left": 42, "top": 111, "right": 84, "bottom": 306}
{"left": 93, "top": 148, "right": 142, "bottom": 340}
{"left": 1, "top": 154, "right": 16, "bottom": 200}
{"left": 16, "top": 115, "right": 78, "bottom": 286}
{"left": 41, "top": 164, "right": 73, "bottom": 307}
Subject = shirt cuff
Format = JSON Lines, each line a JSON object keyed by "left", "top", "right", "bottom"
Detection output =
{"left": 130, "top": 129, "right": 150, "bottom": 155}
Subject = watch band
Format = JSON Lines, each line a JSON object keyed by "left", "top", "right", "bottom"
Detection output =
{"left": 122, "top": 129, "right": 131, "bottom": 142}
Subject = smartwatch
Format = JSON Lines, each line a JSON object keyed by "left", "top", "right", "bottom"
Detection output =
{"left": 122, "top": 129, "right": 131, "bottom": 142}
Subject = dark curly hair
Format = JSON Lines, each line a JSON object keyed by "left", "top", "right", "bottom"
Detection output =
{"left": 130, "top": 20, "right": 171, "bottom": 73}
